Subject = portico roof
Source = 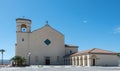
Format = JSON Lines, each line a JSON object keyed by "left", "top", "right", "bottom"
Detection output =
{"left": 71, "top": 48, "right": 118, "bottom": 56}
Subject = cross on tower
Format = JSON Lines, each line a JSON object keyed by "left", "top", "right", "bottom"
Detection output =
{"left": 46, "top": 21, "right": 48, "bottom": 24}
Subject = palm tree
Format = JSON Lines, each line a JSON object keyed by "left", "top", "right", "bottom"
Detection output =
{"left": 10, "top": 56, "right": 26, "bottom": 66}
{"left": 0, "top": 49, "right": 5, "bottom": 65}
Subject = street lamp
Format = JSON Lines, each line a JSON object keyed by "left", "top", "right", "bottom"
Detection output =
{"left": 0, "top": 49, "right": 5, "bottom": 65}
{"left": 28, "top": 52, "right": 31, "bottom": 66}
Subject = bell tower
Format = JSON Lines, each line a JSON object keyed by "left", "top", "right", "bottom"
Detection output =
{"left": 16, "top": 18, "right": 31, "bottom": 32}
{"left": 15, "top": 18, "right": 31, "bottom": 58}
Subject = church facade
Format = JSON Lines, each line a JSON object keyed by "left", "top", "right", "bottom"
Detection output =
{"left": 15, "top": 18, "right": 119, "bottom": 66}
{"left": 15, "top": 18, "right": 78, "bottom": 65}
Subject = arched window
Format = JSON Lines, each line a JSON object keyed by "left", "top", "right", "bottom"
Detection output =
{"left": 21, "top": 24, "right": 27, "bottom": 32}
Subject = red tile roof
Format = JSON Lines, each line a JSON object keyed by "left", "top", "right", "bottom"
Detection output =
{"left": 71, "top": 48, "right": 118, "bottom": 56}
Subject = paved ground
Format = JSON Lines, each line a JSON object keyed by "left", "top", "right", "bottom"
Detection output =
{"left": 0, "top": 65, "right": 120, "bottom": 71}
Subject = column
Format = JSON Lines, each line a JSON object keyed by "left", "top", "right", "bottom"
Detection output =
{"left": 72, "top": 57, "right": 74, "bottom": 65}
{"left": 82, "top": 55, "right": 85, "bottom": 66}
{"left": 79, "top": 56, "right": 81, "bottom": 66}
{"left": 70, "top": 57, "right": 71, "bottom": 65}
{"left": 66, "top": 58, "right": 67, "bottom": 65}
{"left": 64, "top": 58, "right": 66, "bottom": 65}
{"left": 75, "top": 56, "right": 77, "bottom": 66}
{"left": 74, "top": 56, "right": 75, "bottom": 65}
{"left": 87, "top": 55, "right": 91, "bottom": 67}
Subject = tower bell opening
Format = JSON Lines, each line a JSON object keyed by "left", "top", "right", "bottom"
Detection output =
{"left": 21, "top": 24, "right": 27, "bottom": 32}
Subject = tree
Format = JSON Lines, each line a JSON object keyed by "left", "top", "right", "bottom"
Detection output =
{"left": 10, "top": 56, "right": 26, "bottom": 66}
{"left": 0, "top": 49, "right": 5, "bottom": 65}
{"left": 117, "top": 53, "right": 120, "bottom": 57}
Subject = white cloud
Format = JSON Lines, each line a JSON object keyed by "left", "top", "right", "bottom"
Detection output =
{"left": 83, "top": 20, "right": 87, "bottom": 24}
{"left": 114, "top": 27, "right": 120, "bottom": 34}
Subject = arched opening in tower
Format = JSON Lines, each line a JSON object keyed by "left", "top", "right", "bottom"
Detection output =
{"left": 21, "top": 24, "right": 27, "bottom": 32}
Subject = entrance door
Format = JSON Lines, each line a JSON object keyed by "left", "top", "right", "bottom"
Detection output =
{"left": 45, "top": 57, "right": 50, "bottom": 65}
{"left": 93, "top": 59, "right": 95, "bottom": 66}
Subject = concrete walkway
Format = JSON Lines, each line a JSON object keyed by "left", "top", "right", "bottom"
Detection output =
{"left": 0, "top": 65, "right": 120, "bottom": 71}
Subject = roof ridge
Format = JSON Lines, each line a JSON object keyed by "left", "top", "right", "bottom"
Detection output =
{"left": 89, "top": 48, "right": 117, "bottom": 54}
{"left": 32, "top": 24, "right": 64, "bottom": 36}
{"left": 88, "top": 48, "right": 96, "bottom": 53}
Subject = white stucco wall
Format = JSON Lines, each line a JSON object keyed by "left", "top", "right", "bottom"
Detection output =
{"left": 91, "top": 54, "right": 119, "bottom": 66}
{"left": 119, "top": 57, "right": 120, "bottom": 66}
{"left": 29, "top": 26, "right": 65, "bottom": 65}
{"left": 16, "top": 33, "right": 30, "bottom": 57}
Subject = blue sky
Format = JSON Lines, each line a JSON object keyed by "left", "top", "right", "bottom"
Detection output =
{"left": 0, "top": 0, "right": 120, "bottom": 59}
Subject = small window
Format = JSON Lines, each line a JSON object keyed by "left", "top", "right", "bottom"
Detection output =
{"left": 22, "top": 38, "right": 24, "bottom": 41}
{"left": 35, "top": 56, "right": 39, "bottom": 63}
{"left": 44, "top": 39, "right": 51, "bottom": 45}
{"left": 70, "top": 50, "right": 72, "bottom": 54}
{"left": 57, "top": 56, "right": 60, "bottom": 62}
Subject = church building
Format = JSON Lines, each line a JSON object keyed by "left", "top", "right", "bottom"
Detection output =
{"left": 15, "top": 18, "right": 78, "bottom": 65}
{"left": 15, "top": 18, "right": 119, "bottom": 66}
